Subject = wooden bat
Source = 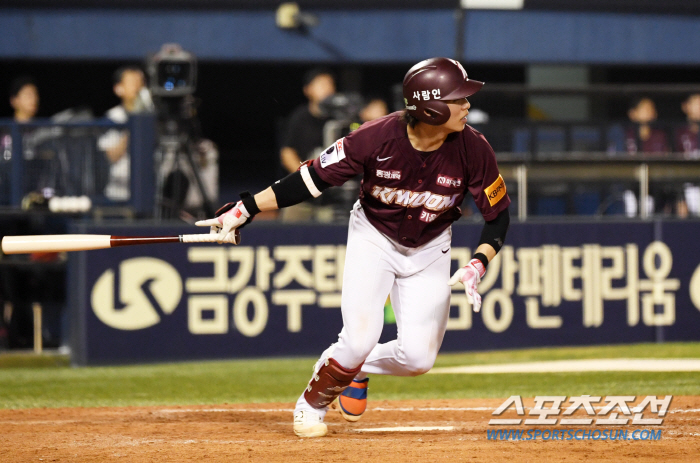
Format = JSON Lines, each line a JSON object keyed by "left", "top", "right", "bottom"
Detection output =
{"left": 1, "top": 230, "right": 240, "bottom": 254}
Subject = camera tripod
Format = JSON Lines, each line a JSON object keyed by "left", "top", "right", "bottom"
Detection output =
{"left": 153, "top": 103, "right": 216, "bottom": 220}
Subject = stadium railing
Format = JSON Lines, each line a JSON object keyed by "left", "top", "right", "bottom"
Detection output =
{"left": 0, "top": 114, "right": 156, "bottom": 217}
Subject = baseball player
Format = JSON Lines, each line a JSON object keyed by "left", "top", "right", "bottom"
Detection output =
{"left": 197, "top": 57, "right": 511, "bottom": 437}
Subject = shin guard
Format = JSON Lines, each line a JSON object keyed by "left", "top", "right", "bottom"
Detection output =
{"left": 304, "top": 358, "right": 363, "bottom": 409}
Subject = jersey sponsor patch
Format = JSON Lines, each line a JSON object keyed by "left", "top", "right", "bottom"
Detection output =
{"left": 484, "top": 174, "right": 506, "bottom": 207}
{"left": 376, "top": 169, "right": 401, "bottom": 180}
{"left": 436, "top": 174, "right": 462, "bottom": 188}
{"left": 319, "top": 138, "right": 346, "bottom": 168}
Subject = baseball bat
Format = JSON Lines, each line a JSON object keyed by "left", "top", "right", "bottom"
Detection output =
{"left": 1, "top": 231, "right": 240, "bottom": 254}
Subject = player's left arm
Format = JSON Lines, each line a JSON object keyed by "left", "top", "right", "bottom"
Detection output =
{"left": 474, "top": 207, "right": 510, "bottom": 261}
{"left": 448, "top": 208, "right": 510, "bottom": 313}
{"left": 448, "top": 131, "right": 511, "bottom": 312}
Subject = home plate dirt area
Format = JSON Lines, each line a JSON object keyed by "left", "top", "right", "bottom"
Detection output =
{"left": 1, "top": 398, "right": 698, "bottom": 462}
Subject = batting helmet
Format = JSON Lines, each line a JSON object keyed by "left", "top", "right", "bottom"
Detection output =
{"left": 403, "top": 58, "right": 484, "bottom": 126}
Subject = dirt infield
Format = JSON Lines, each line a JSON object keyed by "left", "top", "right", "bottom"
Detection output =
{"left": 1, "top": 397, "right": 698, "bottom": 462}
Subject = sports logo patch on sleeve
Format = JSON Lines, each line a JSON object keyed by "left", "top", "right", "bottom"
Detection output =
{"left": 484, "top": 174, "right": 506, "bottom": 206}
{"left": 319, "top": 138, "right": 346, "bottom": 168}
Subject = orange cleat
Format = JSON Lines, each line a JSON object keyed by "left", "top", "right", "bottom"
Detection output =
{"left": 338, "top": 378, "right": 369, "bottom": 422}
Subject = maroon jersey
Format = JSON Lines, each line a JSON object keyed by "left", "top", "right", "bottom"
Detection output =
{"left": 313, "top": 112, "right": 510, "bottom": 247}
{"left": 624, "top": 126, "right": 669, "bottom": 154}
{"left": 675, "top": 125, "right": 700, "bottom": 154}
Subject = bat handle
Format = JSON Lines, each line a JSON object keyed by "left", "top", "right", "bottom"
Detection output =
{"left": 180, "top": 234, "right": 221, "bottom": 243}
{"left": 180, "top": 230, "right": 240, "bottom": 245}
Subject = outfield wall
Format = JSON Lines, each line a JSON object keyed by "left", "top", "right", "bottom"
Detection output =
{"left": 69, "top": 219, "right": 700, "bottom": 365}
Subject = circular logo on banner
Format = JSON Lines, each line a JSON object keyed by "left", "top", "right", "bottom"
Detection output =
{"left": 690, "top": 264, "right": 700, "bottom": 312}
{"left": 91, "top": 257, "right": 183, "bottom": 330}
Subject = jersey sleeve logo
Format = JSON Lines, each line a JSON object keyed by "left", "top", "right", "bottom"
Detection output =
{"left": 484, "top": 174, "right": 506, "bottom": 206}
{"left": 319, "top": 138, "right": 346, "bottom": 168}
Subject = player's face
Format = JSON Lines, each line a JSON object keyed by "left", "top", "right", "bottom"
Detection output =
{"left": 442, "top": 98, "right": 471, "bottom": 132}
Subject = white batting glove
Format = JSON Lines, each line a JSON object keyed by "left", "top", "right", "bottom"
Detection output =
{"left": 448, "top": 258, "right": 487, "bottom": 313}
{"left": 195, "top": 201, "right": 250, "bottom": 244}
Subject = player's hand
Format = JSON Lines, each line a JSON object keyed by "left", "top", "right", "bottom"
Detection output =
{"left": 448, "top": 258, "right": 487, "bottom": 312}
{"left": 195, "top": 201, "right": 250, "bottom": 244}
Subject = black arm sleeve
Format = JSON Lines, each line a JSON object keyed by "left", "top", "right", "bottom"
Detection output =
{"left": 270, "top": 165, "right": 332, "bottom": 209}
{"left": 478, "top": 207, "right": 510, "bottom": 253}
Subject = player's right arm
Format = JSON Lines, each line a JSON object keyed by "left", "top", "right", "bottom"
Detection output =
{"left": 195, "top": 161, "right": 332, "bottom": 243}
{"left": 197, "top": 117, "right": 385, "bottom": 243}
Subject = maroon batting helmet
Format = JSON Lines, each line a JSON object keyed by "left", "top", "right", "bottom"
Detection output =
{"left": 403, "top": 58, "right": 484, "bottom": 126}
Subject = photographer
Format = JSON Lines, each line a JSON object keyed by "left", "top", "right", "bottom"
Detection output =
{"left": 280, "top": 68, "right": 336, "bottom": 174}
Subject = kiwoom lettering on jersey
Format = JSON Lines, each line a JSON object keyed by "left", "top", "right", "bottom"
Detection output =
{"left": 376, "top": 169, "right": 401, "bottom": 180}
{"left": 371, "top": 186, "right": 459, "bottom": 211}
{"left": 484, "top": 174, "right": 506, "bottom": 206}
{"left": 436, "top": 174, "right": 462, "bottom": 188}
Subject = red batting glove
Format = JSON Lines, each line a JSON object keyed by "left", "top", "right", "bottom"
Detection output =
{"left": 448, "top": 258, "right": 487, "bottom": 312}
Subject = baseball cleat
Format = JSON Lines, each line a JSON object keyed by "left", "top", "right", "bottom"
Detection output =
{"left": 293, "top": 410, "right": 328, "bottom": 438}
{"left": 338, "top": 378, "right": 369, "bottom": 422}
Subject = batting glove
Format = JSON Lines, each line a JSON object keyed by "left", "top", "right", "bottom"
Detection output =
{"left": 195, "top": 201, "right": 250, "bottom": 244}
{"left": 448, "top": 258, "right": 487, "bottom": 313}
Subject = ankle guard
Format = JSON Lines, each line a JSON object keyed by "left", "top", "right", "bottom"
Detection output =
{"left": 304, "top": 358, "right": 363, "bottom": 409}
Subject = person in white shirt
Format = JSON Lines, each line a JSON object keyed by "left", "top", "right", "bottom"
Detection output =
{"left": 97, "top": 66, "right": 148, "bottom": 201}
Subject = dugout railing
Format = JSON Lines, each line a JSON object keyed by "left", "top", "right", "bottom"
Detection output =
{"left": 0, "top": 115, "right": 156, "bottom": 217}
{"left": 1, "top": 115, "right": 700, "bottom": 220}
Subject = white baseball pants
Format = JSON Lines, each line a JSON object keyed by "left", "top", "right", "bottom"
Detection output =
{"left": 295, "top": 203, "right": 452, "bottom": 414}
{"left": 332, "top": 202, "right": 452, "bottom": 376}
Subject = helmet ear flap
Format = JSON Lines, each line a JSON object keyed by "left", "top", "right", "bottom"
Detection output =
{"left": 422, "top": 101, "right": 450, "bottom": 126}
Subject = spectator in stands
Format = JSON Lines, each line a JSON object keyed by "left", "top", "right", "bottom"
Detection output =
{"left": 97, "top": 66, "right": 148, "bottom": 201}
{"left": 619, "top": 97, "right": 682, "bottom": 216}
{"left": 625, "top": 97, "right": 669, "bottom": 155}
{"left": 674, "top": 94, "right": 700, "bottom": 217}
{"left": 278, "top": 68, "right": 336, "bottom": 221}
{"left": 675, "top": 93, "right": 700, "bottom": 157}
{"left": 9, "top": 76, "right": 39, "bottom": 122}
{"left": 8, "top": 76, "right": 50, "bottom": 172}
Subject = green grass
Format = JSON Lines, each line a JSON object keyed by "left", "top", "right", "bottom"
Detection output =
{"left": 432, "top": 342, "right": 700, "bottom": 367}
{"left": 0, "top": 343, "right": 699, "bottom": 409}
{"left": 0, "top": 351, "right": 70, "bottom": 369}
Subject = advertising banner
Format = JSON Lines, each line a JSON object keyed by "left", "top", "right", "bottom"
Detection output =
{"left": 68, "top": 220, "right": 700, "bottom": 365}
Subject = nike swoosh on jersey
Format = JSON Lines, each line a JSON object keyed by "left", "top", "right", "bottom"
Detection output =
{"left": 441, "top": 248, "right": 450, "bottom": 254}
{"left": 377, "top": 156, "right": 392, "bottom": 162}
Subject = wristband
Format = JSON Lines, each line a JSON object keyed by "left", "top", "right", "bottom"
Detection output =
{"left": 239, "top": 191, "right": 261, "bottom": 216}
{"left": 472, "top": 252, "right": 489, "bottom": 271}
